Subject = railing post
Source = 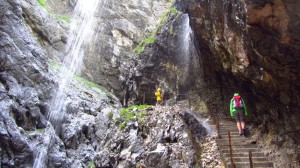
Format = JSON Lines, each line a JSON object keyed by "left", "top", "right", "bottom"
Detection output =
{"left": 249, "top": 151, "right": 253, "bottom": 168}
{"left": 188, "top": 92, "right": 191, "bottom": 109}
{"left": 217, "top": 118, "right": 221, "bottom": 139}
{"left": 143, "top": 92, "right": 145, "bottom": 104}
{"left": 228, "top": 131, "right": 235, "bottom": 168}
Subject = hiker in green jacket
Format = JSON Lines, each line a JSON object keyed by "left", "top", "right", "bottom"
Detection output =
{"left": 230, "top": 93, "right": 248, "bottom": 136}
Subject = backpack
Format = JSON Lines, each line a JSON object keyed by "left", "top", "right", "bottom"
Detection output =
{"left": 233, "top": 95, "right": 243, "bottom": 109}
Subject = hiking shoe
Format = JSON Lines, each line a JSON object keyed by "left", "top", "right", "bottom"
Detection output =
{"left": 240, "top": 129, "right": 244, "bottom": 136}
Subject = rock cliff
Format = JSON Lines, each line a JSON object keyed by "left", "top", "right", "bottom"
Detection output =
{"left": 133, "top": 0, "right": 300, "bottom": 166}
{"left": 1, "top": 0, "right": 300, "bottom": 167}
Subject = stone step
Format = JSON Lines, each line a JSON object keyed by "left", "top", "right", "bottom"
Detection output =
{"left": 226, "top": 161, "right": 273, "bottom": 168}
{"left": 218, "top": 131, "right": 240, "bottom": 134}
{"left": 216, "top": 138, "right": 252, "bottom": 145}
{"left": 219, "top": 130, "right": 238, "bottom": 133}
{"left": 224, "top": 152, "right": 265, "bottom": 158}
{"left": 218, "top": 144, "right": 259, "bottom": 150}
{"left": 215, "top": 118, "right": 274, "bottom": 167}
{"left": 218, "top": 133, "right": 243, "bottom": 138}
{"left": 231, "top": 157, "right": 270, "bottom": 162}
{"left": 219, "top": 126, "right": 237, "bottom": 129}
{"left": 220, "top": 148, "right": 261, "bottom": 154}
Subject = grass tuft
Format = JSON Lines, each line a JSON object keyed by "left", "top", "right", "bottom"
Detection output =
{"left": 36, "top": 0, "right": 71, "bottom": 23}
{"left": 87, "top": 161, "right": 95, "bottom": 168}
{"left": 116, "top": 104, "right": 149, "bottom": 129}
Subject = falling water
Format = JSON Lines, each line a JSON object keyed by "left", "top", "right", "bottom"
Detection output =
{"left": 178, "top": 14, "right": 199, "bottom": 83}
{"left": 33, "top": 0, "right": 100, "bottom": 167}
{"left": 189, "top": 111, "right": 216, "bottom": 135}
{"left": 49, "top": 0, "right": 100, "bottom": 126}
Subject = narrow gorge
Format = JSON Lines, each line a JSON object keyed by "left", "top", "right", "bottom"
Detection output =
{"left": 0, "top": 0, "right": 299, "bottom": 167}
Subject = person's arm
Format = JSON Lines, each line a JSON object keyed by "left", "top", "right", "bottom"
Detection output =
{"left": 242, "top": 99, "right": 248, "bottom": 116}
{"left": 229, "top": 99, "right": 234, "bottom": 117}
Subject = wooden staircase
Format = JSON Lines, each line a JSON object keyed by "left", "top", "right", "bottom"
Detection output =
{"left": 215, "top": 118, "right": 274, "bottom": 168}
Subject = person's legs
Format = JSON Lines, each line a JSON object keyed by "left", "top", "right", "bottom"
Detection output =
{"left": 239, "top": 111, "right": 246, "bottom": 135}
{"left": 234, "top": 111, "right": 243, "bottom": 135}
{"left": 241, "top": 121, "right": 245, "bottom": 130}
{"left": 236, "top": 120, "right": 242, "bottom": 134}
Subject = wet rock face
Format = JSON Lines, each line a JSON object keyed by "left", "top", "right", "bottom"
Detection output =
{"left": 172, "top": 0, "right": 300, "bottom": 166}
{"left": 182, "top": 0, "right": 300, "bottom": 132}
{"left": 180, "top": 110, "right": 207, "bottom": 139}
{"left": 0, "top": 0, "right": 56, "bottom": 166}
{"left": 133, "top": 0, "right": 299, "bottom": 166}
{"left": 79, "top": 0, "right": 170, "bottom": 98}
{"left": 135, "top": 13, "right": 203, "bottom": 105}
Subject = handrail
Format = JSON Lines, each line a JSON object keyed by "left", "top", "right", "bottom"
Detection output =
{"left": 249, "top": 151, "right": 253, "bottom": 168}
{"left": 228, "top": 131, "right": 235, "bottom": 168}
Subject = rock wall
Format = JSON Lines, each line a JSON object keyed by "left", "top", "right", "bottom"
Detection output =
{"left": 0, "top": 0, "right": 56, "bottom": 166}
{"left": 19, "top": 0, "right": 171, "bottom": 100}
{"left": 0, "top": 0, "right": 211, "bottom": 167}
{"left": 135, "top": 0, "right": 300, "bottom": 166}
{"left": 0, "top": 0, "right": 121, "bottom": 167}
{"left": 78, "top": 0, "right": 170, "bottom": 99}
{"left": 183, "top": 0, "right": 300, "bottom": 143}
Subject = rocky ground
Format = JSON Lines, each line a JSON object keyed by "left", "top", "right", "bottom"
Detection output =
{"left": 130, "top": 103, "right": 224, "bottom": 168}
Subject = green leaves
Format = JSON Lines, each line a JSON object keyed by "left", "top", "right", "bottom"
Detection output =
{"left": 116, "top": 105, "right": 149, "bottom": 129}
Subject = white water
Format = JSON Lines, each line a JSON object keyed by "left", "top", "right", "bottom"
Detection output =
{"left": 178, "top": 14, "right": 199, "bottom": 82}
{"left": 48, "top": 0, "right": 100, "bottom": 125}
{"left": 189, "top": 110, "right": 216, "bottom": 135}
{"left": 33, "top": 0, "right": 100, "bottom": 167}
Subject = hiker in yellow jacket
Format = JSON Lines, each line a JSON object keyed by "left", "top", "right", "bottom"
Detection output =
{"left": 154, "top": 88, "right": 162, "bottom": 106}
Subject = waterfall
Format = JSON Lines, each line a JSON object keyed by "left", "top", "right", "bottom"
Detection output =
{"left": 178, "top": 14, "right": 199, "bottom": 83}
{"left": 33, "top": 0, "right": 100, "bottom": 167}
{"left": 176, "top": 14, "right": 201, "bottom": 93}
{"left": 189, "top": 111, "right": 216, "bottom": 135}
{"left": 49, "top": 0, "right": 100, "bottom": 127}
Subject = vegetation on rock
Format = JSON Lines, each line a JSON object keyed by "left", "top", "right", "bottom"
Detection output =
{"left": 116, "top": 104, "right": 149, "bottom": 129}
{"left": 36, "top": 0, "right": 70, "bottom": 22}
{"left": 133, "top": 0, "right": 178, "bottom": 54}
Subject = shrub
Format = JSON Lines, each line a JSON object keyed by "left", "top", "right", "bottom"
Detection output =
{"left": 117, "top": 104, "right": 149, "bottom": 129}
{"left": 87, "top": 161, "right": 95, "bottom": 168}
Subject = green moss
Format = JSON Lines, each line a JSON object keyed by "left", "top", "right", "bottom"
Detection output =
{"left": 118, "top": 122, "right": 126, "bottom": 129}
{"left": 48, "top": 59, "right": 114, "bottom": 99}
{"left": 87, "top": 161, "right": 95, "bottom": 168}
{"left": 48, "top": 59, "right": 61, "bottom": 69}
{"left": 36, "top": 0, "right": 70, "bottom": 23}
{"left": 133, "top": 0, "right": 179, "bottom": 54}
{"left": 133, "top": 35, "right": 155, "bottom": 54}
{"left": 127, "top": 104, "right": 149, "bottom": 110}
{"left": 108, "top": 111, "right": 114, "bottom": 120}
{"left": 74, "top": 75, "right": 104, "bottom": 90}
{"left": 169, "top": 7, "right": 178, "bottom": 15}
{"left": 136, "top": 110, "right": 147, "bottom": 124}
{"left": 117, "top": 104, "right": 149, "bottom": 128}
{"left": 24, "top": 128, "right": 45, "bottom": 135}
{"left": 37, "top": 0, "right": 46, "bottom": 6}
{"left": 120, "top": 108, "right": 134, "bottom": 121}
{"left": 54, "top": 14, "right": 71, "bottom": 23}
